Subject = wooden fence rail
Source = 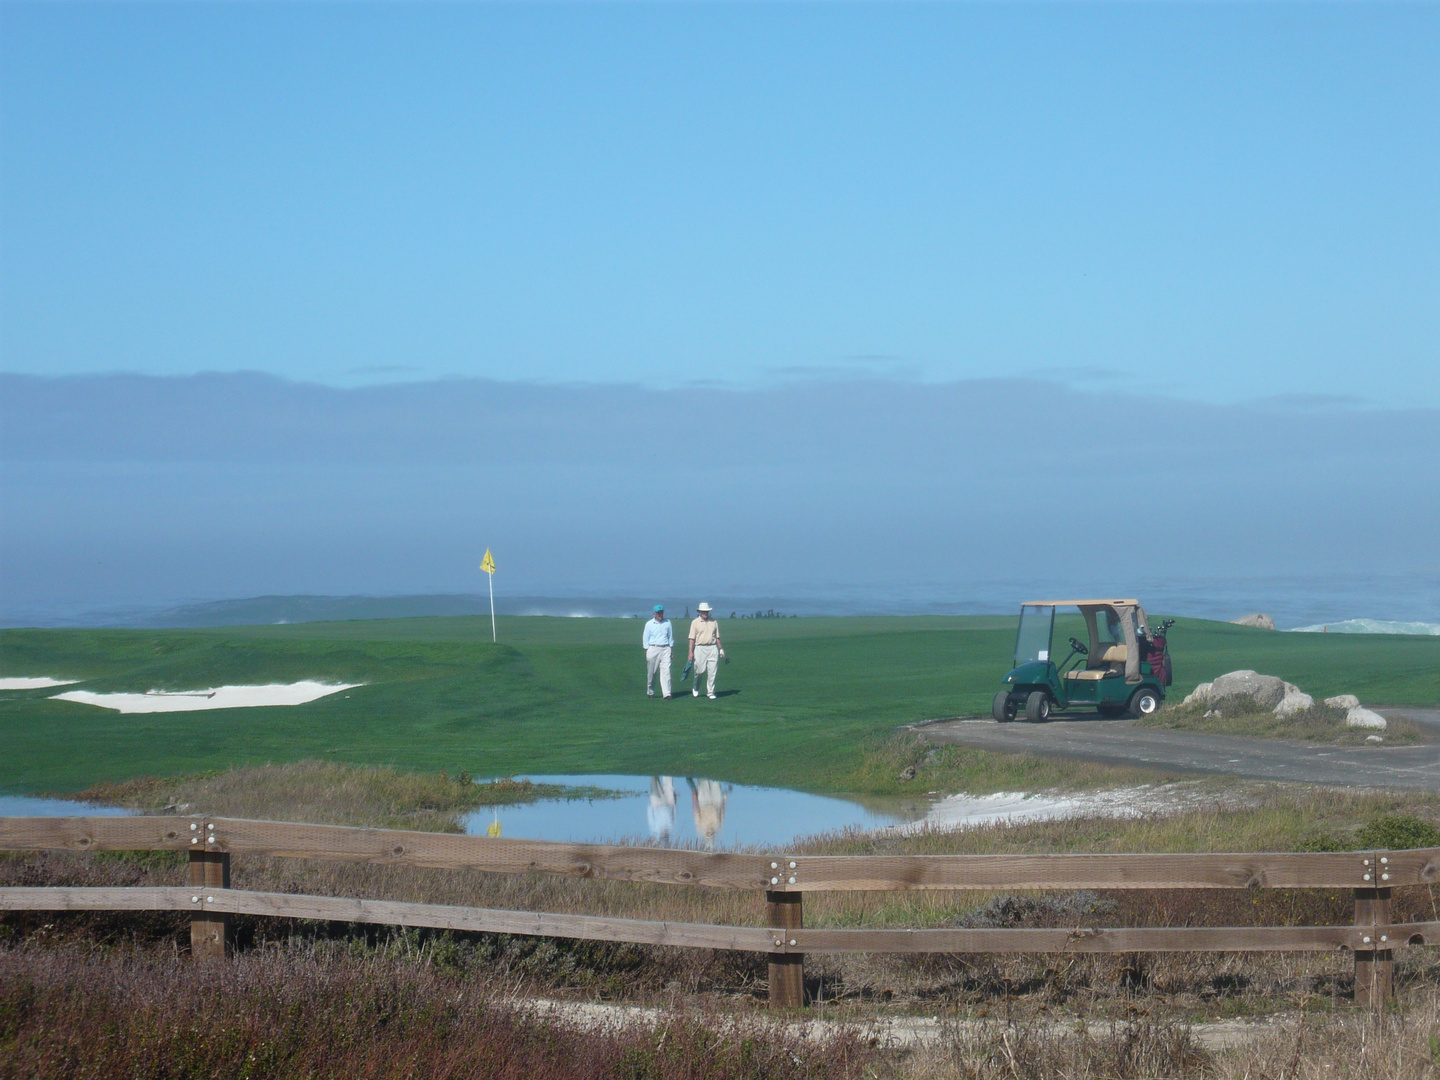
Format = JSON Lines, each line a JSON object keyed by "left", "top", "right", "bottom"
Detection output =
{"left": 3, "top": 816, "right": 1431, "bottom": 1010}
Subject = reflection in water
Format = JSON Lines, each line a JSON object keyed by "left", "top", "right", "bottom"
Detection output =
{"left": 647, "top": 776, "right": 676, "bottom": 842}
{"left": 687, "top": 777, "right": 730, "bottom": 849}
{"left": 463, "top": 774, "right": 929, "bottom": 849}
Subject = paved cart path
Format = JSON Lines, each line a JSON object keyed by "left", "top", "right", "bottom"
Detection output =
{"left": 916, "top": 708, "right": 1440, "bottom": 791}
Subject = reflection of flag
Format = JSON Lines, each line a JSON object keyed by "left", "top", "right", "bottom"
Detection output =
{"left": 486, "top": 816, "right": 501, "bottom": 837}
{"left": 480, "top": 549, "right": 496, "bottom": 575}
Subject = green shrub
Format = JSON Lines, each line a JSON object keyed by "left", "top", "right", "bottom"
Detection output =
{"left": 1356, "top": 814, "right": 1440, "bottom": 850}
{"left": 1294, "top": 833, "right": 1347, "bottom": 853}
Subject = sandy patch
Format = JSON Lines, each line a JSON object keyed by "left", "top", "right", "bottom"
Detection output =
{"left": 53, "top": 681, "right": 362, "bottom": 713}
{"left": 0, "top": 677, "right": 80, "bottom": 691}
{"left": 513, "top": 995, "right": 1265, "bottom": 1051}
{"left": 893, "top": 784, "right": 1217, "bottom": 834}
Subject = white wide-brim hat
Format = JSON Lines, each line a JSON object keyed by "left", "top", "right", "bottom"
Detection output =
{"left": 696, "top": 602, "right": 713, "bottom": 612}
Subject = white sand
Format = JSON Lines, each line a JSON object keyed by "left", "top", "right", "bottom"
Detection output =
{"left": 54, "top": 681, "right": 362, "bottom": 714}
{"left": 893, "top": 784, "right": 1215, "bottom": 834}
{"left": 0, "top": 677, "right": 80, "bottom": 691}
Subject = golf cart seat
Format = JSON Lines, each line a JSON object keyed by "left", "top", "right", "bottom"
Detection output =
{"left": 1063, "top": 644, "right": 1127, "bottom": 681}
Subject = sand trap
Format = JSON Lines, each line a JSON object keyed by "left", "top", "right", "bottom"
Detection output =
{"left": 894, "top": 785, "right": 1212, "bottom": 834}
{"left": 54, "top": 681, "right": 362, "bottom": 714}
{"left": 0, "top": 677, "right": 80, "bottom": 691}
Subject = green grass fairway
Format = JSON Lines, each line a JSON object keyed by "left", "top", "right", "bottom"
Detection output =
{"left": 2, "top": 615, "right": 1437, "bottom": 794}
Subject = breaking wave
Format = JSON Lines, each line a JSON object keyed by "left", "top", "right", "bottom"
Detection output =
{"left": 1289, "top": 619, "right": 1440, "bottom": 635}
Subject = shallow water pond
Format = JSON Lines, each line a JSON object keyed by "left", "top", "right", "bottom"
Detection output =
{"left": 0, "top": 795, "right": 133, "bottom": 817}
{"left": 464, "top": 774, "right": 931, "bottom": 850}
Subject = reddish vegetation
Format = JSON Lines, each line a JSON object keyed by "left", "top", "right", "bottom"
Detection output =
{"left": 0, "top": 946, "right": 872, "bottom": 1080}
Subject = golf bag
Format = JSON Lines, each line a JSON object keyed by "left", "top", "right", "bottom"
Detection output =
{"left": 1145, "top": 622, "right": 1174, "bottom": 686}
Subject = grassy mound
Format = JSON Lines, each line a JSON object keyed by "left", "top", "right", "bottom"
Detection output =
{"left": 1139, "top": 698, "right": 1432, "bottom": 745}
{"left": 64, "top": 761, "right": 618, "bottom": 832}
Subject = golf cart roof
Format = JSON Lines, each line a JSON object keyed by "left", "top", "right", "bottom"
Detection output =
{"left": 1021, "top": 599, "right": 1141, "bottom": 608}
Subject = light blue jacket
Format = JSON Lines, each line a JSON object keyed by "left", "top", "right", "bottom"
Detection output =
{"left": 643, "top": 619, "right": 674, "bottom": 648}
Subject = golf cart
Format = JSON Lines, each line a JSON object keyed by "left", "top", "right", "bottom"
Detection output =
{"left": 993, "top": 599, "right": 1174, "bottom": 722}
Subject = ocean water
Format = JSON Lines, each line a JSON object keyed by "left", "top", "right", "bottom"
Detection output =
{"left": 1290, "top": 619, "right": 1440, "bottom": 635}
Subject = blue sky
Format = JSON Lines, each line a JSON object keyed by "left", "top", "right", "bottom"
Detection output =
{"left": 3, "top": 3, "right": 1436, "bottom": 404}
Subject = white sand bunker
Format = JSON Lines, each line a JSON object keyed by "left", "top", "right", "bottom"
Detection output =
{"left": 894, "top": 785, "right": 1210, "bottom": 835}
{"left": 54, "top": 681, "right": 362, "bottom": 714}
{"left": 0, "top": 677, "right": 80, "bottom": 691}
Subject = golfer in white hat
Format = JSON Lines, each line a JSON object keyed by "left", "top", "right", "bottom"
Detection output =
{"left": 687, "top": 602, "right": 724, "bottom": 699}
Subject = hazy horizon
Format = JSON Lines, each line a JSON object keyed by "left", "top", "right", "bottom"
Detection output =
{"left": 3, "top": 371, "right": 1436, "bottom": 629}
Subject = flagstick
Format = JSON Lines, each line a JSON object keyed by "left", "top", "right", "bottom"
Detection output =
{"left": 488, "top": 570, "right": 496, "bottom": 643}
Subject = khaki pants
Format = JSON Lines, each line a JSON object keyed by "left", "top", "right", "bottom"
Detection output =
{"left": 692, "top": 644, "right": 718, "bottom": 696}
{"left": 646, "top": 646, "right": 672, "bottom": 697}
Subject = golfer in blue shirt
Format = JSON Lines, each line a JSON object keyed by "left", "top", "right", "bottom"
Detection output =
{"left": 643, "top": 605, "right": 674, "bottom": 698}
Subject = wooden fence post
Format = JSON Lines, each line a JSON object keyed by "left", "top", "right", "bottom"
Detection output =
{"left": 189, "top": 850, "right": 231, "bottom": 959}
{"left": 1354, "top": 886, "right": 1392, "bottom": 1009}
{"left": 766, "top": 890, "right": 804, "bottom": 1009}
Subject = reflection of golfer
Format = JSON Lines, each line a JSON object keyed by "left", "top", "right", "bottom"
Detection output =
{"left": 643, "top": 605, "right": 673, "bottom": 698}
{"left": 687, "top": 777, "right": 728, "bottom": 848}
{"left": 647, "top": 776, "right": 676, "bottom": 843}
{"left": 687, "top": 603, "right": 723, "bottom": 699}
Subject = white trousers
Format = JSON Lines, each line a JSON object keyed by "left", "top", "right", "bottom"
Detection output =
{"left": 693, "top": 644, "right": 718, "bottom": 695}
{"left": 646, "top": 646, "right": 672, "bottom": 696}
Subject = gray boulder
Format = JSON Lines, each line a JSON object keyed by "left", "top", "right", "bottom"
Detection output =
{"left": 1209, "top": 670, "right": 1287, "bottom": 709}
{"left": 1325, "top": 694, "right": 1361, "bottom": 709}
{"left": 1275, "top": 682, "right": 1315, "bottom": 717}
{"left": 1346, "top": 707, "right": 1388, "bottom": 730}
{"left": 1230, "top": 613, "right": 1277, "bottom": 631}
{"left": 1182, "top": 682, "right": 1214, "bottom": 706}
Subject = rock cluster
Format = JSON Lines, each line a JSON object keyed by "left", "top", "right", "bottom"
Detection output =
{"left": 1182, "top": 670, "right": 1384, "bottom": 729}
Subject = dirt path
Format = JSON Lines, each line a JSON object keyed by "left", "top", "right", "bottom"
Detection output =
{"left": 512, "top": 996, "right": 1270, "bottom": 1051}
{"left": 915, "top": 707, "right": 1440, "bottom": 791}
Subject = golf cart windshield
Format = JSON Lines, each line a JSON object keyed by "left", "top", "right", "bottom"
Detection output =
{"left": 1014, "top": 605, "right": 1055, "bottom": 667}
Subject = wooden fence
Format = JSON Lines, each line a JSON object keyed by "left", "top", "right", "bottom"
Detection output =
{"left": 4, "top": 815, "right": 1437, "bottom": 1009}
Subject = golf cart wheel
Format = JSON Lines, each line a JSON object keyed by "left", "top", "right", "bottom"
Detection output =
{"left": 992, "top": 690, "right": 1017, "bottom": 723}
{"left": 1098, "top": 703, "right": 1127, "bottom": 719}
{"left": 1024, "top": 690, "right": 1051, "bottom": 723}
{"left": 1128, "top": 688, "right": 1161, "bottom": 719}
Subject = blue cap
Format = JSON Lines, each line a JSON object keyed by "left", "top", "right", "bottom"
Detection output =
{"left": 653, "top": 604, "right": 664, "bottom": 612}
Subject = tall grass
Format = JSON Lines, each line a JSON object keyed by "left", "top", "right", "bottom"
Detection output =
{"left": 905, "top": 1017, "right": 1210, "bottom": 1079}
{"left": 838, "top": 733, "right": 1171, "bottom": 796}
{"left": 0, "top": 943, "right": 872, "bottom": 1080}
{"left": 68, "top": 761, "right": 608, "bottom": 832}
{"left": 904, "top": 992, "right": 1440, "bottom": 1079}
{"left": 11, "top": 758, "right": 1440, "bottom": 1029}
{"left": 12, "top": 774, "right": 1440, "bottom": 1022}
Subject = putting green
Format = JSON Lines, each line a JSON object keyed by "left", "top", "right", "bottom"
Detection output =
{"left": 1, "top": 615, "right": 1436, "bottom": 794}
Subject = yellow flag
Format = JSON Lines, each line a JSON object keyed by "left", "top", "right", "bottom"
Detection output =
{"left": 486, "top": 818, "right": 502, "bottom": 838}
{"left": 480, "top": 548, "right": 496, "bottom": 575}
